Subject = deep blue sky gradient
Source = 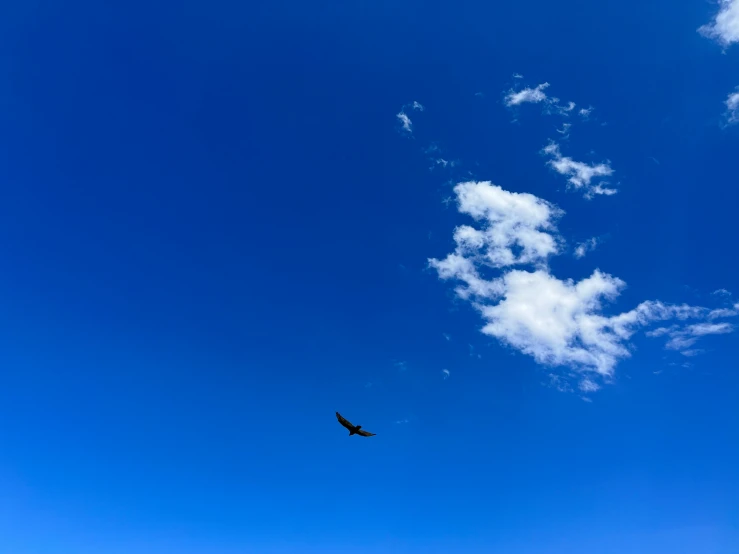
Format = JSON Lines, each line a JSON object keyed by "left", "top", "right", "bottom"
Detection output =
{"left": 1, "top": 1, "right": 738, "bottom": 553}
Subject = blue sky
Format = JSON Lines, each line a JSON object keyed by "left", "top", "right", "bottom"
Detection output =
{"left": 1, "top": 1, "right": 738, "bottom": 553}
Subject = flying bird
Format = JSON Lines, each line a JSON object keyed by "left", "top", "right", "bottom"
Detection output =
{"left": 335, "top": 412, "right": 376, "bottom": 437}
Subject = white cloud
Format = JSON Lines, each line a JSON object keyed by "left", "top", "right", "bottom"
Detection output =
{"left": 397, "top": 111, "right": 413, "bottom": 133}
{"left": 698, "top": 0, "right": 739, "bottom": 48}
{"left": 442, "top": 369, "right": 450, "bottom": 379}
{"left": 579, "top": 107, "right": 594, "bottom": 118}
{"left": 428, "top": 182, "right": 563, "bottom": 300}
{"left": 396, "top": 101, "right": 425, "bottom": 133}
{"left": 505, "top": 83, "right": 551, "bottom": 106}
{"left": 649, "top": 321, "right": 735, "bottom": 355}
{"left": 504, "top": 82, "right": 580, "bottom": 117}
{"left": 546, "top": 373, "right": 573, "bottom": 393}
{"left": 429, "top": 181, "right": 735, "bottom": 390}
{"left": 477, "top": 270, "right": 697, "bottom": 376}
{"left": 556, "top": 123, "right": 572, "bottom": 136}
{"left": 543, "top": 142, "right": 616, "bottom": 198}
{"left": 725, "top": 89, "right": 739, "bottom": 125}
{"left": 579, "top": 377, "right": 600, "bottom": 392}
{"left": 712, "top": 288, "right": 732, "bottom": 297}
{"left": 690, "top": 322, "right": 735, "bottom": 335}
{"left": 443, "top": 332, "right": 451, "bottom": 341}
{"left": 433, "top": 158, "right": 457, "bottom": 169}
{"left": 708, "top": 307, "right": 738, "bottom": 319}
{"left": 574, "top": 237, "right": 599, "bottom": 259}
{"left": 554, "top": 101, "right": 576, "bottom": 115}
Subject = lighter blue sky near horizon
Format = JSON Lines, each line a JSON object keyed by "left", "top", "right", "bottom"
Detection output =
{"left": 1, "top": 1, "right": 739, "bottom": 553}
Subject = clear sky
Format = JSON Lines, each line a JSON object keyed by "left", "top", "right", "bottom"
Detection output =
{"left": 1, "top": 1, "right": 738, "bottom": 553}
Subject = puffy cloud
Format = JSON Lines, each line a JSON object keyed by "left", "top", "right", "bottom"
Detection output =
{"left": 429, "top": 181, "right": 736, "bottom": 389}
{"left": 428, "top": 182, "right": 563, "bottom": 300}
{"left": 543, "top": 143, "right": 617, "bottom": 198}
{"left": 478, "top": 268, "right": 630, "bottom": 376}
{"left": 699, "top": 0, "right": 739, "bottom": 48}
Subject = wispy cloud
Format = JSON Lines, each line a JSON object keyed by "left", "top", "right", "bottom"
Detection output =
{"left": 712, "top": 288, "right": 732, "bottom": 297}
{"left": 394, "top": 360, "right": 408, "bottom": 371}
{"left": 504, "top": 79, "right": 582, "bottom": 118}
{"left": 724, "top": 89, "right": 739, "bottom": 125}
{"left": 433, "top": 158, "right": 458, "bottom": 169}
{"left": 543, "top": 142, "right": 617, "bottom": 199}
{"left": 397, "top": 111, "right": 413, "bottom": 133}
{"left": 424, "top": 143, "right": 459, "bottom": 171}
{"left": 443, "top": 333, "right": 451, "bottom": 341}
{"left": 647, "top": 321, "right": 736, "bottom": 356}
{"left": 556, "top": 123, "right": 572, "bottom": 138}
{"left": 574, "top": 237, "right": 599, "bottom": 259}
{"left": 698, "top": 0, "right": 739, "bottom": 48}
{"left": 553, "top": 101, "right": 576, "bottom": 115}
{"left": 442, "top": 369, "right": 450, "bottom": 379}
{"left": 708, "top": 307, "right": 738, "bottom": 319}
{"left": 579, "top": 377, "right": 600, "bottom": 393}
{"left": 429, "top": 181, "right": 735, "bottom": 392}
{"left": 396, "top": 101, "right": 425, "bottom": 134}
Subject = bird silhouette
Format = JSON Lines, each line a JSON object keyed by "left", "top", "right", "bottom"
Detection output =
{"left": 335, "top": 411, "right": 376, "bottom": 437}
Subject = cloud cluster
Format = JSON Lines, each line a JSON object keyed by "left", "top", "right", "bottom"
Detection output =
{"left": 428, "top": 181, "right": 562, "bottom": 299}
{"left": 543, "top": 143, "right": 617, "bottom": 198}
{"left": 699, "top": 0, "right": 739, "bottom": 48}
{"left": 504, "top": 81, "right": 590, "bottom": 119}
{"left": 504, "top": 78, "right": 615, "bottom": 199}
{"left": 429, "top": 181, "right": 736, "bottom": 390}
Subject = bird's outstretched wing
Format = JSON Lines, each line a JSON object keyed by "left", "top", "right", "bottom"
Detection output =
{"left": 356, "top": 429, "right": 376, "bottom": 437}
{"left": 336, "top": 411, "right": 354, "bottom": 430}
